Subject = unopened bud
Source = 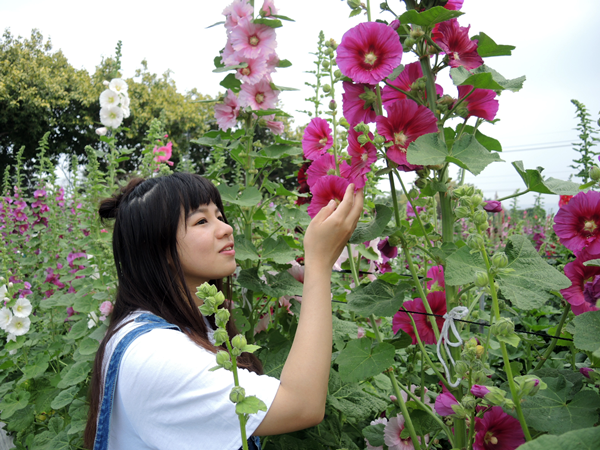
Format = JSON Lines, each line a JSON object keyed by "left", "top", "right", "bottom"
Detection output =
{"left": 354, "top": 122, "right": 370, "bottom": 133}
{"left": 467, "top": 234, "right": 484, "bottom": 250}
{"left": 416, "top": 168, "right": 430, "bottom": 179}
{"left": 454, "top": 206, "right": 470, "bottom": 219}
{"left": 328, "top": 39, "right": 338, "bottom": 50}
{"left": 465, "top": 337, "right": 478, "bottom": 351}
{"left": 103, "top": 80, "right": 110, "bottom": 86}
{"left": 475, "top": 345, "right": 485, "bottom": 358}
{"left": 215, "top": 308, "right": 230, "bottom": 327}
{"left": 229, "top": 386, "right": 246, "bottom": 403}
{"left": 408, "top": 188, "right": 419, "bottom": 199}
{"left": 374, "top": 134, "right": 386, "bottom": 145}
{"left": 216, "top": 350, "right": 231, "bottom": 366}
{"left": 438, "top": 95, "right": 455, "bottom": 106}
{"left": 491, "top": 252, "right": 508, "bottom": 269}
{"left": 491, "top": 318, "right": 514, "bottom": 337}
{"left": 414, "top": 178, "right": 427, "bottom": 189}
{"left": 455, "top": 360, "right": 469, "bottom": 377}
{"left": 590, "top": 165, "right": 600, "bottom": 182}
{"left": 322, "top": 60, "right": 330, "bottom": 70}
{"left": 323, "top": 84, "right": 331, "bottom": 93}
{"left": 515, "top": 375, "right": 544, "bottom": 397}
{"left": 328, "top": 100, "right": 337, "bottom": 111}
{"left": 474, "top": 271, "right": 489, "bottom": 288}
{"left": 410, "top": 28, "right": 424, "bottom": 39}
{"left": 357, "top": 134, "right": 369, "bottom": 145}
{"left": 403, "top": 38, "right": 416, "bottom": 49}
{"left": 334, "top": 69, "right": 342, "bottom": 78}
{"left": 96, "top": 127, "right": 108, "bottom": 136}
{"left": 482, "top": 386, "right": 507, "bottom": 406}
{"left": 231, "top": 334, "right": 247, "bottom": 350}
{"left": 213, "top": 328, "right": 229, "bottom": 346}
{"left": 471, "top": 194, "right": 483, "bottom": 208}
{"left": 473, "top": 210, "right": 488, "bottom": 226}
{"left": 8, "top": 282, "right": 13, "bottom": 288}
{"left": 461, "top": 395, "right": 477, "bottom": 411}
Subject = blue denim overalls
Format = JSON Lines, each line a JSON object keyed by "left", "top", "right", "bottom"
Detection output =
{"left": 93, "top": 313, "right": 261, "bottom": 450}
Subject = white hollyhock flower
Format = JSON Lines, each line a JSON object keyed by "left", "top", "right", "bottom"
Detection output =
{"left": 96, "top": 127, "right": 108, "bottom": 136}
{"left": 122, "top": 106, "right": 130, "bottom": 119}
{"left": 99, "top": 89, "right": 120, "bottom": 108}
{"left": 88, "top": 311, "right": 99, "bottom": 329}
{"left": 100, "top": 106, "right": 124, "bottom": 128}
{"left": 109, "top": 78, "right": 128, "bottom": 94}
{"left": 0, "top": 307, "right": 12, "bottom": 331}
{"left": 7, "top": 316, "right": 30, "bottom": 336}
{"left": 13, "top": 298, "right": 32, "bottom": 318}
{"left": 120, "top": 94, "right": 130, "bottom": 118}
{"left": 0, "top": 285, "right": 6, "bottom": 297}
{"left": 103, "top": 80, "right": 110, "bottom": 86}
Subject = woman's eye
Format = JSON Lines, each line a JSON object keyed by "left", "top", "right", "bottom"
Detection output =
{"left": 195, "top": 218, "right": 207, "bottom": 225}
{"left": 217, "top": 216, "right": 225, "bottom": 222}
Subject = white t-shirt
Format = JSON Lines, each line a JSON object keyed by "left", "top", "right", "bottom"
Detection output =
{"left": 102, "top": 311, "right": 281, "bottom": 450}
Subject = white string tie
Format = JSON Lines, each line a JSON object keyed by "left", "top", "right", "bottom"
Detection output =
{"left": 436, "top": 306, "right": 469, "bottom": 388}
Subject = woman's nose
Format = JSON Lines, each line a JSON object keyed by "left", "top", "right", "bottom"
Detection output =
{"left": 217, "top": 220, "right": 234, "bottom": 237}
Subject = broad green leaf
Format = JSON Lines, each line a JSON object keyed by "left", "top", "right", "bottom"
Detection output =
{"left": 277, "top": 59, "right": 292, "bottom": 68}
{"left": 5, "top": 404, "right": 33, "bottom": 432}
{"left": 459, "top": 125, "right": 502, "bottom": 151}
{"left": 79, "top": 337, "right": 100, "bottom": 355}
{"left": 219, "top": 73, "right": 241, "bottom": 93}
{"left": 48, "top": 415, "right": 65, "bottom": 434}
{"left": 236, "top": 395, "right": 268, "bottom": 415}
{"left": 253, "top": 18, "right": 282, "bottom": 28}
{"left": 21, "top": 353, "right": 49, "bottom": 380}
{"left": 398, "top": 6, "right": 463, "bottom": 27}
{"left": 583, "top": 259, "right": 600, "bottom": 267}
{"left": 191, "top": 135, "right": 228, "bottom": 148}
{"left": 233, "top": 235, "right": 260, "bottom": 262}
{"left": 45, "top": 430, "right": 70, "bottom": 450}
{"left": 251, "top": 108, "right": 292, "bottom": 117}
{"left": 447, "top": 134, "right": 503, "bottom": 175}
{"left": 335, "top": 338, "right": 396, "bottom": 382}
{"left": 445, "top": 246, "right": 486, "bottom": 286}
{"left": 66, "top": 318, "right": 89, "bottom": 340}
{"left": 450, "top": 65, "right": 526, "bottom": 92}
{"left": 231, "top": 308, "right": 250, "bottom": 334}
{"left": 388, "top": 64, "right": 405, "bottom": 81}
{"left": 0, "top": 390, "right": 30, "bottom": 419}
{"left": 521, "top": 376, "right": 600, "bottom": 434}
{"left": 327, "top": 370, "right": 388, "bottom": 421}
{"left": 235, "top": 186, "right": 262, "bottom": 207}
{"left": 347, "top": 280, "right": 410, "bottom": 317}
{"left": 411, "top": 409, "right": 442, "bottom": 435}
{"left": 73, "top": 294, "right": 98, "bottom": 313}
{"left": 332, "top": 315, "right": 359, "bottom": 341}
{"left": 512, "top": 161, "right": 580, "bottom": 195}
{"left": 237, "top": 268, "right": 267, "bottom": 294}
{"left": 385, "top": 330, "right": 412, "bottom": 349}
{"left": 473, "top": 32, "right": 515, "bottom": 57}
{"left": 51, "top": 386, "right": 79, "bottom": 410}
{"left": 497, "top": 235, "right": 571, "bottom": 310}
{"left": 349, "top": 204, "right": 393, "bottom": 244}
{"left": 572, "top": 310, "right": 600, "bottom": 353}
{"left": 264, "top": 271, "right": 304, "bottom": 297}
{"left": 406, "top": 133, "right": 448, "bottom": 166}
{"left": 261, "top": 236, "right": 298, "bottom": 264}
{"left": 363, "top": 423, "right": 385, "bottom": 447}
{"left": 260, "top": 143, "right": 302, "bottom": 159}
{"left": 496, "top": 333, "right": 520, "bottom": 348}
{"left": 57, "top": 361, "right": 91, "bottom": 389}
{"left": 88, "top": 322, "right": 108, "bottom": 341}
{"left": 517, "top": 426, "right": 600, "bottom": 450}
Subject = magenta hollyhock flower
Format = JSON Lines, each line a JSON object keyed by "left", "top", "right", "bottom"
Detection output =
{"left": 389, "top": 19, "right": 400, "bottom": 30}
{"left": 444, "top": 0, "right": 464, "bottom": 10}
{"left": 239, "top": 78, "right": 278, "bottom": 110}
{"left": 434, "top": 384, "right": 459, "bottom": 416}
{"left": 432, "top": 19, "right": 483, "bottom": 70}
{"left": 33, "top": 188, "right": 47, "bottom": 198}
{"left": 222, "top": 0, "right": 254, "bottom": 32}
{"left": 471, "top": 385, "right": 491, "bottom": 398}
{"left": 580, "top": 367, "right": 594, "bottom": 378}
{"left": 376, "top": 99, "right": 438, "bottom": 172}
{"left": 302, "top": 117, "right": 333, "bottom": 160}
{"left": 561, "top": 248, "right": 600, "bottom": 315}
{"left": 392, "top": 291, "right": 446, "bottom": 345}
{"left": 381, "top": 62, "right": 443, "bottom": 108}
{"left": 378, "top": 238, "right": 398, "bottom": 263}
{"left": 307, "top": 175, "right": 350, "bottom": 218}
{"left": 346, "top": 128, "right": 377, "bottom": 187}
{"left": 342, "top": 82, "right": 378, "bottom": 126}
{"left": 457, "top": 85, "right": 499, "bottom": 121}
{"left": 153, "top": 142, "right": 174, "bottom": 166}
{"left": 337, "top": 21, "right": 403, "bottom": 85}
{"left": 474, "top": 406, "right": 525, "bottom": 450}
{"left": 384, "top": 414, "right": 427, "bottom": 450}
{"left": 214, "top": 89, "right": 241, "bottom": 131}
{"left": 554, "top": 190, "right": 600, "bottom": 254}
{"left": 483, "top": 200, "right": 503, "bottom": 213}
{"left": 306, "top": 153, "right": 343, "bottom": 188}
{"left": 426, "top": 265, "right": 445, "bottom": 291}
{"left": 229, "top": 17, "right": 277, "bottom": 59}
{"left": 66, "top": 306, "right": 75, "bottom": 318}
{"left": 67, "top": 251, "right": 86, "bottom": 268}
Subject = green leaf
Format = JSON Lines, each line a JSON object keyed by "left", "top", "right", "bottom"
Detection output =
{"left": 231, "top": 308, "right": 250, "bottom": 334}
{"left": 57, "top": 361, "right": 91, "bottom": 389}
{"left": 271, "top": 83, "right": 299, "bottom": 91}
{"left": 459, "top": 125, "right": 502, "bottom": 152}
{"left": 261, "top": 236, "right": 298, "bottom": 264}
{"left": 21, "top": 354, "right": 49, "bottom": 380}
{"left": 445, "top": 246, "right": 486, "bottom": 286}
{"left": 362, "top": 423, "right": 385, "bottom": 447}
{"left": 253, "top": 18, "right": 282, "bottom": 28}
{"left": 406, "top": 133, "right": 447, "bottom": 166}
{"left": 277, "top": 59, "right": 292, "bottom": 68}
{"left": 73, "top": 294, "right": 98, "bottom": 313}
{"left": 572, "top": 310, "right": 600, "bottom": 353}
{"left": 447, "top": 134, "right": 503, "bottom": 175}
{"left": 584, "top": 258, "right": 600, "bottom": 267}
{"left": 516, "top": 426, "right": 600, "bottom": 450}
{"left": 233, "top": 235, "right": 260, "bottom": 262}
{"left": 410, "top": 409, "right": 442, "bottom": 435}
{"left": 347, "top": 281, "right": 410, "bottom": 317}
{"left": 497, "top": 235, "right": 571, "bottom": 310}
{"left": 237, "top": 268, "right": 267, "bottom": 294}
{"left": 5, "top": 404, "right": 33, "bottom": 432}
{"left": 271, "top": 14, "right": 295, "bottom": 22}
{"left": 521, "top": 376, "right": 600, "bottom": 434}
{"left": 332, "top": 315, "right": 359, "bottom": 341}
{"left": 398, "top": 6, "right": 463, "bottom": 27}
{"left": 349, "top": 204, "right": 393, "bottom": 244}
{"left": 241, "top": 344, "right": 261, "bottom": 354}
{"left": 327, "top": 370, "right": 388, "bottom": 421}
{"left": 0, "top": 390, "right": 30, "bottom": 419}
{"left": 450, "top": 64, "right": 526, "bottom": 92}
{"left": 512, "top": 161, "right": 580, "bottom": 195}
{"left": 264, "top": 271, "right": 304, "bottom": 297}
{"left": 385, "top": 330, "right": 412, "bottom": 349}
{"left": 218, "top": 185, "right": 262, "bottom": 207}
{"left": 496, "top": 333, "right": 521, "bottom": 348}
{"left": 220, "top": 73, "right": 241, "bottom": 93}
{"left": 66, "top": 318, "right": 89, "bottom": 340}
{"left": 45, "top": 430, "right": 71, "bottom": 450}
{"left": 473, "top": 32, "right": 515, "bottom": 57}
{"left": 251, "top": 108, "right": 292, "bottom": 117}
{"left": 51, "top": 386, "right": 79, "bottom": 410}
{"left": 212, "top": 62, "right": 248, "bottom": 73}
{"left": 236, "top": 395, "right": 268, "bottom": 414}
{"left": 79, "top": 337, "right": 100, "bottom": 355}
{"left": 335, "top": 338, "right": 396, "bottom": 383}
{"left": 260, "top": 143, "right": 302, "bottom": 159}
{"left": 387, "top": 64, "right": 405, "bottom": 81}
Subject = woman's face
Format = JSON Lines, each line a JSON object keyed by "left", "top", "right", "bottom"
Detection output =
{"left": 176, "top": 202, "right": 236, "bottom": 297}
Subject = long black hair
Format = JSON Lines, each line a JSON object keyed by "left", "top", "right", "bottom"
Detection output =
{"left": 85, "top": 173, "right": 262, "bottom": 448}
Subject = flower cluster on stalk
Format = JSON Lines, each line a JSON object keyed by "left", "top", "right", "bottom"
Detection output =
{"left": 98, "top": 78, "right": 130, "bottom": 132}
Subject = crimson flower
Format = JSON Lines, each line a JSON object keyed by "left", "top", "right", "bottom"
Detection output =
{"left": 561, "top": 248, "right": 600, "bottom": 315}
{"left": 307, "top": 176, "right": 350, "bottom": 218}
{"left": 456, "top": 85, "right": 499, "bottom": 121}
{"left": 559, "top": 195, "right": 574, "bottom": 208}
{"left": 474, "top": 406, "right": 525, "bottom": 450}
{"left": 342, "top": 82, "right": 378, "bottom": 126}
{"left": 337, "top": 21, "right": 403, "bottom": 84}
{"left": 432, "top": 19, "right": 483, "bottom": 70}
{"left": 381, "top": 61, "right": 444, "bottom": 108}
{"left": 302, "top": 117, "right": 333, "bottom": 160}
{"left": 376, "top": 99, "right": 438, "bottom": 171}
{"left": 229, "top": 17, "right": 277, "bottom": 59}
{"left": 378, "top": 238, "right": 398, "bottom": 263}
{"left": 434, "top": 384, "right": 458, "bottom": 416}
{"left": 392, "top": 291, "right": 446, "bottom": 345}
{"left": 553, "top": 190, "right": 600, "bottom": 254}
{"left": 296, "top": 161, "right": 311, "bottom": 205}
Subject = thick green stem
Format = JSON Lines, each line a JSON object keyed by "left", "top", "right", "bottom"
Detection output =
{"left": 534, "top": 304, "right": 571, "bottom": 371}
{"left": 226, "top": 339, "right": 249, "bottom": 450}
{"left": 388, "top": 172, "right": 402, "bottom": 227}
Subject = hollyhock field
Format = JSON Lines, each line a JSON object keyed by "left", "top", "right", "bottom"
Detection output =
{"left": 1, "top": 0, "right": 600, "bottom": 449}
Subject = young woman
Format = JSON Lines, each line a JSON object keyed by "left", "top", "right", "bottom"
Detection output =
{"left": 84, "top": 173, "right": 363, "bottom": 450}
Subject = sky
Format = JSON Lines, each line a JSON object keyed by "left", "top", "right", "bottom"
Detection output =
{"left": 2, "top": 0, "right": 600, "bottom": 211}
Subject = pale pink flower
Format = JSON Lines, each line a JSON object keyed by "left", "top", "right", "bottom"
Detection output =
{"left": 99, "top": 301, "right": 114, "bottom": 317}
{"left": 233, "top": 57, "right": 268, "bottom": 85}
{"left": 214, "top": 89, "right": 241, "bottom": 131}
{"left": 357, "top": 326, "right": 366, "bottom": 339}
{"left": 260, "top": 0, "right": 277, "bottom": 16}
{"left": 230, "top": 17, "right": 277, "bottom": 59}
{"left": 222, "top": 0, "right": 254, "bottom": 32}
{"left": 262, "top": 114, "right": 285, "bottom": 135}
{"left": 239, "top": 79, "right": 279, "bottom": 110}
{"left": 287, "top": 260, "right": 305, "bottom": 284}
{"left": 384, "top": 414, "right": 427, "bottom": 450}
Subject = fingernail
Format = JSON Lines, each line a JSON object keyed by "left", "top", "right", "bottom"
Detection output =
{"left": 328, "top": 200, "right": 336, "bottom": 207}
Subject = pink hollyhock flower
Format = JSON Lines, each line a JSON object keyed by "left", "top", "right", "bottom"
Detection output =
{"left": 230, "top": 17, "right": 277, "bottom": 59}
{"left": 392, "top": 291, "right": 446, "bottom": 345}
{"left": 214, "top": 89, "right": 241, "bottom": 131}
{"left": 262, "top": 115, "right": 284, "bottom": 135}
{"left": 456, "top": 85, "right": 499, "bottom": 121}
{"left": 346, "top": 128, "right": 377, "bottom": 188}
{"left": 233, "top": 57, "right": 268, "bottom": 85}
{"left": 302, "top": 117, "right": 333, "bottom": 160}
{"left": 483, "top": 200, "right": 502, "bottom": 213}
{"left": 254, "top": 310, "right": 271, "bottom": 334}
{"left": 342, "top": 82, "right": 378, "bottom": 127}
{"left": 389, "top": 19, "right": 400, "bottom": 30}
{"left": 337, "top": 22, "right": 403, "bottom": 85}
{"left": 33, "top": 188, "right": 47, "bottom": 198}
{"left": 553, "top": 190, "right": 600, "bottom": 254}
{"left": 153, "top": 142, "right": 174, "bottom": 166}
{"left": 99, "top": 301, "right": 113, "bottom": 318}
{"left": 260, "top": 0, "right": 277, "bottom": 16}
{"left": 376, "top": 99, "right": 438, "bottom": 171}
{"left": 559, "top": 195, "right": 574, "bottom": 208}
{"left": 66, "top": 306, "right": 75, "bottom": 318}
{"left": 426, "top": 265, "right": 445, "bottom": 291}
{"left": 561, "top": 248, "right": 600, "bottom": 315}
{"left": 434, "top": 384, "right": 459, "bottom": 416}
{"left": 287, "top": 260, "right": 305, "bottom": 284}
{"left": 222, "top": 0, "right": 254, "bottom": 31}
{"left": 56, "top": 187, "right": 65, "bottom": 207}
{"left": 365, "top": 417, "right": 388, "bottom": 450}
{"left": 307, "top": 175, "right": 350, "bottom": 219}
{"left": 444, "top": 0, "right": 464, "bottom": 10}
{"left": 307, "top": 153, "right": 342, "bottom": 188}
{"left": 471, "top": 385, "right": 491, "bottom": 398}
{"left": 220, "top": 41, "right": 239, "bottom": 67}
{"left": 239, "top": 79, "right": 278, "bottom": 110}
{"left": 45, "top": 267, "right": 65, "bottom": 289}
{"left": 67, "top": 251, "right": 86, "bottom": 268}
{"left": 384, "top": 414, "right": 427, "bottom": 450}
{"left": 378, "top": 238, "right": 398, "bottom": 263}
{"left": 357, "top": 326, "right": 366, "bottom": 339}
{"left": 381, "top": 62, "right": 443, "bottom": 108}
{"left": 406, "top": 200, "right": 426, "bottom": 219}
{"left": 432, "top": 19, "right": 483, "bottom": 70}
{"left": 473, "top": 406, "right": 525, "bottom": 450}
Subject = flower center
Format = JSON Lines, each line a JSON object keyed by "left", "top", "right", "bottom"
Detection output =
{"left": 15, "top": 321, "right": 23, "bottom": 329}
{"left": 453, "top": 51, "right": 461, "bottom": 61}
{"left": 484, "top": 432, "right": 498, "bottom": 445}
{"left": 241, "top": 67, "right": 251, "bottom": 76}
{"left": 327, "top": 168, "right": 336, "bottom": 175}
{"left": 255, "top": 93, "right": 265, "bottom": 104}
{"left": 361, "top": 153, "right": 368, "bottom": 162}
{"left": 394, "top": 131, "right": 408, "bottom": 147}
{"left": 583, "top": 219, "right": 597, "bottom": 234}
{"left": 364, "top": 52, "right": 377, "bottom": 65}
{"left": 249, "top": 35, "right": 259, "bottom": 46}
{"left": 109, "top": 112, "right": 117, "bottom": 119}
{"left": 319, "top": 137, "right": 328, "bottom": 145}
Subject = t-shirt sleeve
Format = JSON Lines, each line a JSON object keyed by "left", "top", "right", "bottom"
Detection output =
{"left": 115, "top": 328, "right": 281, "bottom": 450}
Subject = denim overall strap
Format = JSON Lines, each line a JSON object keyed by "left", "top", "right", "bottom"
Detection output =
{"left": 93, "top": 314, "right": 181, "bottom": 450}
{"left": 246, "top": 435, "right": 262, "bottom": 450}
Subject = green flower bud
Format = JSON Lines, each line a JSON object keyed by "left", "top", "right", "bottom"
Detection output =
{"left": 231, "top": 334, "right": 247, "bottom": 350}
{"left": 414, "top": 178, "right": 427, "bottom": 189}
{"left": 197, "top": 282, "right": 217, "bottom": 299}
{"left": 387, "top": 235, "right": 401, "bottom": 248}
{"left": 213, "top": 328, "right": 229, "bottom": 346}
{"left": 464, "top": 186, "right": 475, "bottom": 196}
{"left": 461, "top": 395, "right": 477, "bottom": 411}
{"left": 214, "top": 291, "right": 226, "bottom": 306}
{"left": 334, "top": 69, "right": 342, "bottom": 78}
{"left": 229, "top": 386, "right": 246, "bottom": 403}
{"left": 454, "top": 360, "right": 469, "bottom": 378}
{"left": 329, "top": 100, "right": 337, "bottom": 111}
{"left": 328, "top": 38, "right": 338, "bottom": 50}
{"left": 482, "top": 387, "right": 507, "bottom": 406}
{"left": 515, "top": 375, "right": 544, "bottom": 397}
{"left": 323, "top": 84, "right": 331, "bottom": 93}
{"left": 410, "top": 29, "right": 424, "bottom": 39}
{"left": 471, "top": 194, "right": 483, "bottom": 208}
{"left": 454, "top": 206, "right": 470, "bottom": 219}
{"left": 322, "top": 60, "right": 330, "bottom": 70}
{"left": 450, "top": 403, "right": 469, "bottom": 419}
{"left": 590, "top": 165, "right": 600, "bottom": 182}
{"left": 491, "top": 318, "right": 514, "bottom": 337}
{"left": 216, "top": 350, "right": 231, "bottom": 366}
{"left": 403, "top": 38, "right": 416, "bottom": 49}
{"left": 357, "top": 134, "right": 370, "bottom": 145}
{"left": 474, "top": 271, "right": 489, "bottom": 288}
{"left": 230, "top": 347, "right": 242, "bottom": 357}
{"left": 408, "top": 188, "right": 420, "bottom": 199}
{"left": 467, "top": 234, "right": 484, "bottom": 250}
{"left": 465, "top": 337, "right": 478, "bottom": 351}
{"left": 473, "top": 210, "right": 488, "bottom": 226}
{"left": 215, "top": 308, "right": 230, "bottom": 328}
{"left": 491, "top": 252, "right": 509, "bottom": 269}
{"left": 475, "top": 345, "right": 485, "bottom": 359}
{"left": 374, "top": 135, "right": 386, "bottom": 145}
{"left": 416, "top": 168, "right": 430, "bottom": 179}
{"left": 353, "top": 122, "right": 370, "bottom": 133}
